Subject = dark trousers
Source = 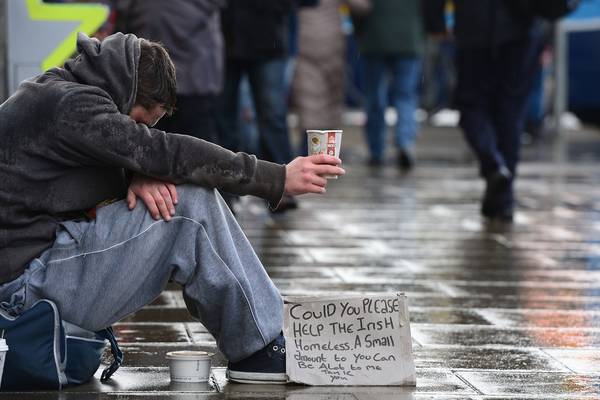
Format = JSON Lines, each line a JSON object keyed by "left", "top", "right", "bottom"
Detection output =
{"left": 156, "top": 94, "right": 218, "bottom": 143}
{"left": 456, "top": 37, "right": 540, "bottom": 179}
{"left": 216, "top": 58, "right": 294, "bottom": 164}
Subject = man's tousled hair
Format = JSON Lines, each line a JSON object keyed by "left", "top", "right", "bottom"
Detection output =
{"left": 135, "top": 39, "right": 177, "bottom": 116}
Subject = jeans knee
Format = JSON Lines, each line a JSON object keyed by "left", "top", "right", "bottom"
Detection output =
{"left": 174, "top": 185, "right": 218, "bottom": 214}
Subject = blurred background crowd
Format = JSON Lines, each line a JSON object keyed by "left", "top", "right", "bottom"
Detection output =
{"left": 4, "top": 0, "right": 600, "bottom": 220}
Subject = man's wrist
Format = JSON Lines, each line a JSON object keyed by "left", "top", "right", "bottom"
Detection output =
{"left": 254, "top": 160, "right": 286, "bottom": 208}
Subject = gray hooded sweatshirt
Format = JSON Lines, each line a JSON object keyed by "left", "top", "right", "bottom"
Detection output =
{"left": 0, "top": 33, "right": 285, "bottom": 284}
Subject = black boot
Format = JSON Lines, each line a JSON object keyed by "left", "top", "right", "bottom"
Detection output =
{"left": 481, "top": 167, "right": 514, "bottom": 222}
{"left": 398, "top": 149, "right": 415, "bottom": 171}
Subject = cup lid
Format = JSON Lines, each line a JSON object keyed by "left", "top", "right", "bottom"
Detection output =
{"left": 166, "top": 350, "right": 212, "bottom": 360}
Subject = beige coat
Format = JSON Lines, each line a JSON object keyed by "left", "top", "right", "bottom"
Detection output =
{"left": 292, "top": 0, "right": 347, "bottom": 131}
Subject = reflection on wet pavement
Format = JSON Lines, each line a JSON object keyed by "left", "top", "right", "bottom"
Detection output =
{"left": 7, "top": 125, "right": 600, "bottom": 398}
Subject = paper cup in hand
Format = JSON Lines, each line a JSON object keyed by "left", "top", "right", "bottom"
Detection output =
{"left": 306, "top": 130, "right": 343, "bottom": 179}
{"left": 166, "top": 351, "right": 212, "bottom": 382}
{"left": 0, "top": 338, "right": 8, "bottom": 387}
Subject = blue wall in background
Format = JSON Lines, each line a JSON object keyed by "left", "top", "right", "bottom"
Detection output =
{"left": 567, "top": 0, "right": 600, "bottom": 120}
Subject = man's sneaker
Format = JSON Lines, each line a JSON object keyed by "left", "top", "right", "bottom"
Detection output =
{"left": 226, "top": 334, "right": 287, "bottom": 384}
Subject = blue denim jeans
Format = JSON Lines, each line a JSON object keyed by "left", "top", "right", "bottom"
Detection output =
{"left": 217, "top": 57, "right": 294, "bottom": 164}
{"left": 0, "top": 185, "right": 283, "bottom": 362}
{"left": 364, "top": 56, "right": 422, "bottom": 162}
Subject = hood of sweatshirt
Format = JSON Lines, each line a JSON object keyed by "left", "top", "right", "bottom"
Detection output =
{"left": 64, "top": 32, "right": 140, "bottom": 114}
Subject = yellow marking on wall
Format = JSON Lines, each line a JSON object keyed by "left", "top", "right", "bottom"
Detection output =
{"left": 25, "top": 0, "right": 109, "bottom": 71}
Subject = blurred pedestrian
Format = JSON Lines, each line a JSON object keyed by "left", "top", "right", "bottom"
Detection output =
{"left": 428, "top": 0, "right": 541, "bottom": 222}
{"left": 421, "top": 0, "right": 456, "bottom": 116}
{"left": 217, "top": 0, "right": 299, "bottom": 212}
{"left": 353, "top": 0, "right": 425, "bottom": 170}
{"left": 292, "top": 0, "right": 362, "bottom": 155}
{"left": 116, "top": 0, "right": 225, "bottom": 143}
{"left": 524, "top": 22, "right": 554, "bottom": 144}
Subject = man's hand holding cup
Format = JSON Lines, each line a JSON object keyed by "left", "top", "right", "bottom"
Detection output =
{"left": 284, "top": 154, "right": 345, "bottom": 196}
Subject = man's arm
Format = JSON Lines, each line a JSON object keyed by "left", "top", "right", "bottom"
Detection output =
{"left": 54, "top": 88, "right": 344, "bottom": 210}
{"left": 127, "top": 153, "right": 344, "bottom": 221}
{"left": 55, "top": 88, "right": 286, "bottom": 206}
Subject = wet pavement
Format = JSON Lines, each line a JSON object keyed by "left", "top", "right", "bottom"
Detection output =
{"left": 6, "top": 123, "right": 600, "bottom": 399}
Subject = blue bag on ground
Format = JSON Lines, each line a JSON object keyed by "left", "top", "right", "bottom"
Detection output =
{"left": 0, "top": 299, "right": 122, "bottom": 390}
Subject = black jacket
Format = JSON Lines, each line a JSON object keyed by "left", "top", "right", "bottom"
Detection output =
{"left": 0, "top": 33, "right": 285, "bottom": 283}
{"left": 425, "top": 0, "right": 533, "bottom": 49}
{"left": 221, "top": 0, "right": 294, "bottom": 60}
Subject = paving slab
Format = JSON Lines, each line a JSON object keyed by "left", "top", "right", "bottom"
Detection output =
{"left": 413, "top": 347, "right": 569, "bottom": 371}
{"left": 476, "top": 309, "right": 600, "bottom": 328}
{"left": 411, "top": 325, "right": 600, "bottom": 347}
{"left": 541, "top": 349, "right": 600, "bottom": 374}
{"left": 112, "top": 323, "right": 192, "bottom": 343}
{"left": 456, "top": 371, "right": 600, "bottom": 397}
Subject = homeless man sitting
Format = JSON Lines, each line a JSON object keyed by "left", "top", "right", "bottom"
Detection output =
{"left": 0, "top": 32, "right": 344, "bottom": 385}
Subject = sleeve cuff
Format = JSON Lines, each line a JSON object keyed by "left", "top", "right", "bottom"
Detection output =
{"left": 255, "top": 160, "right": 286, "bottom": 209}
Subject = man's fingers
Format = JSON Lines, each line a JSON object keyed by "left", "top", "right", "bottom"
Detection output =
{"left": 167, "top": 183, "right": 178, "bottom": 205}
{"left": 142, "top": 193, "right": 160, "bottom": 220}
{"left": 152, "top": 190, "right": 171, "bottom": 221}
{"left": 307, "top": 173, "right": 328, "bottom": 188}
{"left": 312, "top": 164, "right": 345, "bottom": 177}
{"left": 126, "top": 189, "right": 137, "bottom": 210}
{"left": 310, "top": 154, "right": 342, "bottom": 165}
{"left": 305, "top": 183, "right": 326, "bottom": 194}
{"left": 159, "top": 186, "right": 176, "bottom": 215}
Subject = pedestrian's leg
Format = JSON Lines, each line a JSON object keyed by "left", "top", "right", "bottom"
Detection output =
{"left": 363, "top": 56, "right": 388, "bottom": 165}
{"left": 216, "top": 61, "right": 246, "bottom": 210}
{"left": 390, "top": 56, "right": 422, "bottom": 169}
{"left": 237, "top": 77, "right": 260, "bottom": 155}
{"left": 456, "top": 48, "right": 515, "bottom": 220}
{"left": 216, "top": 60, "right": 244, "bottom": 152}
{"left": 293, "top": 58, "right": 329, "bottom": 156}
{"left": 247, "top": 58, "right": 298, "bottom": 213}
{"left": 421, "top": 36, "right": 441, "bottom": 112}
{"left": 156, "top": 95, "right": 218, "bottom": 143}
{"left": 483, "top": 38, "right": 540, "bottom": 219}
{"left": 247, "top": 58, "right": 294, "bottom": 165}
{"left": 493, "top": 38, "right": 540, "bottom": 176}
{"left": 438, "top": 39, "right": 457, "bottom": 109}
{"left": 523, "top": 61, "right": 545, "bottom": 142}
{"left": 293, "top": 57, "right": 345, "bottom": 156}
{"left": 456, "top": 48, "right": 505, "bottom": 178}
{"left": 22, "top": 185, "right": 282, "bottom": 362}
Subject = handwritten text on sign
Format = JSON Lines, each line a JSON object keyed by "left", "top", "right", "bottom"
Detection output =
{"left": 284, "top": 295, "right": 415, "bottom": 386}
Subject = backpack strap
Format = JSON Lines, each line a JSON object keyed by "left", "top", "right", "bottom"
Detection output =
{"left": 97, "top": 326, "right": 123, "bottom": 382}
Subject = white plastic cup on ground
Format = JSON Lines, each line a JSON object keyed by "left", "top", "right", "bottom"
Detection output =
{"left": 306, "top": 130, "right": 343, "bottom": 179}
{"left": 166, "top": 351, "right": 212, "bottom": 383}
{"left": 0, "top": 338, "right": 8, "bottom": 387}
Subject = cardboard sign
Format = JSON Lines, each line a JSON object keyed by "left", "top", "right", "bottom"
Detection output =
{"left": 284, "top": 294, "right": 416, "bottom": 386}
